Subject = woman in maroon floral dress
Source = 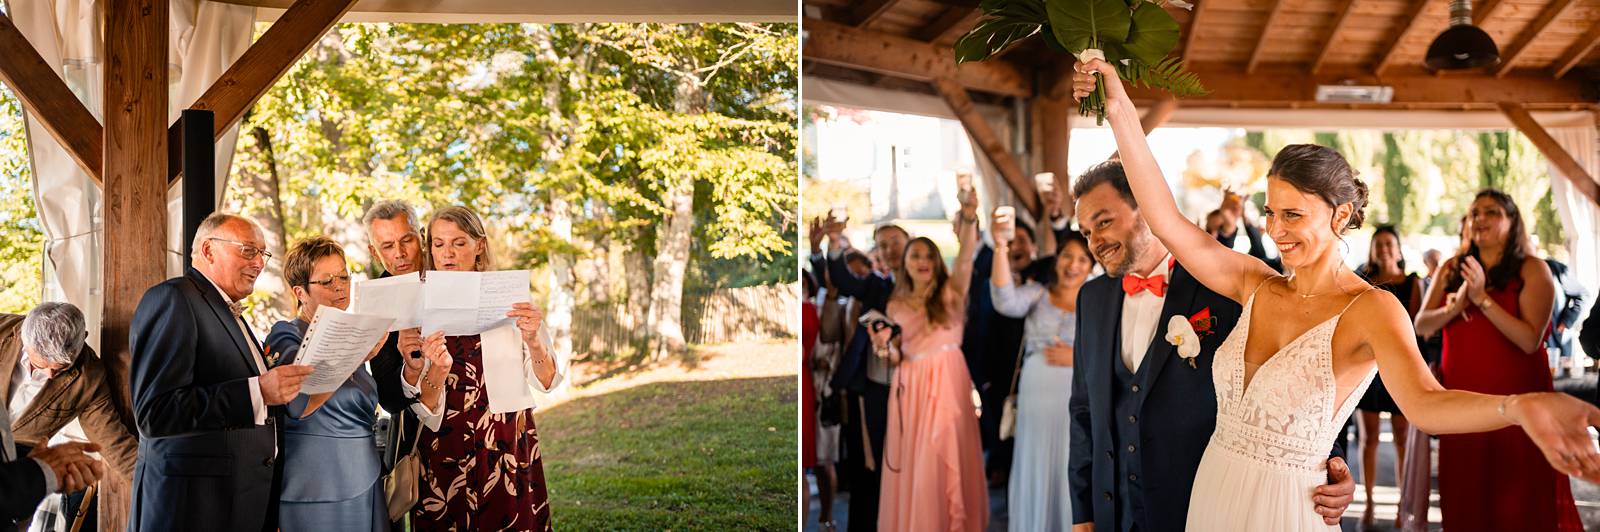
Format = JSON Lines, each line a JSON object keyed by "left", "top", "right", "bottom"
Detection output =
{"left": 407, "top": 205, "right": 564, "bottom": 531}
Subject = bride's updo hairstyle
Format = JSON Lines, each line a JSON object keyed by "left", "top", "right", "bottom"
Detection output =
{"left": 1267, "top": 144, "right": 1368, "bottom": 235}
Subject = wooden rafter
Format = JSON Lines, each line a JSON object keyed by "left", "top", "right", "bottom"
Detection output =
{"left": 1473, "top": 0, "right": 1504, "bottom": 26}
{"left": 849, "top": 0, "right": 898, "bottom": 28}
{"left": 1180, "top": 0, "right": 1210, "bottom": 64}
{"left": 803, "top": 18, "right": 1033, "bottom": 98}
{"left": 1494, "top": 0, "right": 1580, "bottom": 77}
{"left": 917, "top": 7, "right": 980, "bottom": 43}
{"left": 931, "top": 77, "right": 1040, "bottom": 218}
{"left": 1374, "top": 0, "right": 1433, "bottom": 77}
{"left": 1499, "top": 102, "right": 1600, "bottom": 207}
{"left": 1246, "top": 0, "right": 1289, "bottom": 74}
{"left": 167, "top": 0, "right": 360, "bottom": 183}
{"left": 1553, "top": 22, "right": 1600, "bottom": 78}
{"left": 1311, "top": 0, "right": 1360, "bottom": 74}
{"left": 0, "top": 12, "right": 104, "bottom": 184}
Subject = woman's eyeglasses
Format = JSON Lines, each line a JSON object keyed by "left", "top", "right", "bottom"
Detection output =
{"left": 308, "top": 274, "right": 352, "bottom": 287}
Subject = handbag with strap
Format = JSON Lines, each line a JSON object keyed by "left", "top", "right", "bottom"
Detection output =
{"left": 383, "top": 411, "right": 425, "bottom": 522}
{"left": 998, "top": 340, "right": 1027, "bottom": 441}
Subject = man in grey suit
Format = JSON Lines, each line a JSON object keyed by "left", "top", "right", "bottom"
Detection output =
{"left": 127, "top": 213, "right": 314, "bottom": 531}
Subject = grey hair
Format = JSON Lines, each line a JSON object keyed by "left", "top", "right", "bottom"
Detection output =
{"left": 21, "top": 302, "right": 86, "bottom": 366}
{"left": 189, "top": 213, "right": 264, "bottom": 259}
{"left": 362, "top": 200, "right": 419, "bottom": 237}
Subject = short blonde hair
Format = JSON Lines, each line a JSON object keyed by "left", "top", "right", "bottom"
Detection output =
{"left": 424, "top": 206, "right": 492, "bottom": 272}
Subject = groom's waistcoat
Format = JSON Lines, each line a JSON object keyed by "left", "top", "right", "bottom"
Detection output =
{"left": 1069, "top": 263, "right": 1242, "bottom": 532}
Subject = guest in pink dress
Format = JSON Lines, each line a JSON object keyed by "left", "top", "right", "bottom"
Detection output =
{"left": 868, "top": 188, "right": 986, "bottom": 532}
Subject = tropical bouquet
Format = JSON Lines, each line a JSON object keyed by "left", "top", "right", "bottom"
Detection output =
{"left": 955, "top": 0, "right": 1207, "bottom": 124}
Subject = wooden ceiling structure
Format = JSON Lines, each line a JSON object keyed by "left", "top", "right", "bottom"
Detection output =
{"left": 802, "top": 0, "right": 1600, "bottom": 217}
{"left": 0, "top": 1, "right": 789, "bottom": 529}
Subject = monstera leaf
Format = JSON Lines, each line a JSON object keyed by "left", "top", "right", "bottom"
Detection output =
{"left": 955, "top": 0, "right": 1048, "bottom": 63}
{"left": 1120, "top": 2, "right": 1181, "bottom": 64}
{"left": 1047, "top": 0, "right": 1131, "bottom": 52}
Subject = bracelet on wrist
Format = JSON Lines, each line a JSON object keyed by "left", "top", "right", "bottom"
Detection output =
{"left": 1498, "top": 394, "right": 1519, "bottom": 424}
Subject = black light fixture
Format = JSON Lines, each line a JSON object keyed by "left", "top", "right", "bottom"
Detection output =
{"left": 1424, "top": 0, "right": 1500, "bottom": 70}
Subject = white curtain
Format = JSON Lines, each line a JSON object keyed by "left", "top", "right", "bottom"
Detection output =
{"left": 1548, "top": 126, "right": 1600, "bottom": 341}
{"left": 13, "top": 0, "right": 253, "bottom": 350}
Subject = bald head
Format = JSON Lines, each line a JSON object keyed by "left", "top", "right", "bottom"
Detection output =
{"left": 192, "top": 213, "right": 269, "bottom": 301}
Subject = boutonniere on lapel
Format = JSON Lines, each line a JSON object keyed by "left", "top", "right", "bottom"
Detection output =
{"left": 1164, "top": 308, "right": 1216, "bottom": 368}
{"left": 263, "top": 344, "right": 279, "bottom": 367}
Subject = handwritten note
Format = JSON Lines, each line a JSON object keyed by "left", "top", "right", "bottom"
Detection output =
{"left": 349, "top": 272, "right": 423, "bottom": 331}
{"left": 294, "top": 306, "right": 395, "bottom": 395}
{"left": 419, "top": 270, "right": 532, "bottom": 336}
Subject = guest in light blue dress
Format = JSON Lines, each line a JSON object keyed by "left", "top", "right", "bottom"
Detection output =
{"left": 266, "top": 236, "right": 389, "bottom": 532}
{"left": 990, "top": 229, "right": 1095, "bottom": 532}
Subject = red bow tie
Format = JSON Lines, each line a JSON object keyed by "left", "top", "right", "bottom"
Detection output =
{"left": 1122, "top": 274, "right": 1167, "bottom": 297}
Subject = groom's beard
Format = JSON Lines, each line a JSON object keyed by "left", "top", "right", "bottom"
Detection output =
{"left": 1099, "top": 230, "right": 1154, "bottom": 277}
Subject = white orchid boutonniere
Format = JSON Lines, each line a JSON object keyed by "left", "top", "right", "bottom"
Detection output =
{"left": 1165, "top": 315, "right": 1201, "bottom": 368}
{"left": 1165, "top": 307, "right": 1218, "bottom": 368}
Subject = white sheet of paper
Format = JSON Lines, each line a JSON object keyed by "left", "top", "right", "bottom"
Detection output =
{"left": 294, "top": 306, "right": 396, "bottom": 395}
{"left": 419, "top": 270, "right": 531, "bottom": 336}
{"left": 350, "top": 272, "right": 423, "bottom": 331}
{"left": 481, "top": 322, "right": 538, "bottom": 413}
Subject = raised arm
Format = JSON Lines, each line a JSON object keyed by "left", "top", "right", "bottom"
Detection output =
{"left": 991, "top": 214, "right": 1045, "bottom": 319}
{"left": 1073, "top": 60, "right": 1275, "bottom": 303}
{"left": 1362, "top": 294, "right": 1600, "bottom": 481}
{"left": 945, "top": 185, "right": 982, "bottom": 303}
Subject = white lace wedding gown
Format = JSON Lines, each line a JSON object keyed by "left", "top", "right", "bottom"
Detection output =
{"left": 1186, "top": 284, "right": 1378, "bottom": 531}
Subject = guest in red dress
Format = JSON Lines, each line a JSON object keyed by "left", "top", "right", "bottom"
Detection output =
{"left": 407, "top": 206, "right": 564, "bottom": 531}
{"left": 1415, "top": 190, "right": 1582, "bottom": 532}
{"left": 802, "top": 273, "right": 819, "bottom": 514}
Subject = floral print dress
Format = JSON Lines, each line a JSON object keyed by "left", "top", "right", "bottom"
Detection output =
{"left": 414, "top": 335, "right": 552, "bottom": 531}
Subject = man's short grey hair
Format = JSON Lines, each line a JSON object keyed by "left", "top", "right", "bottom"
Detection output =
{"left": 190, "top": 213, "right": 265, "bottom": 259}
{"left": 21, "top": 302, "right": 87, "bottom": 366}
{"left": 362, "top": 200, "right": 419, "bottom": 236}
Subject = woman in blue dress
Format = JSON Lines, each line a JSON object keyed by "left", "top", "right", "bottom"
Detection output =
{"left": 266, "top": 236, "right": 389, "bottom": 531}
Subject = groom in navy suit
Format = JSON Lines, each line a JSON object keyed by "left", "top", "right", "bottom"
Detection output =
{"left": 1067, "top": 162, "right": 1354, "bottom": 532}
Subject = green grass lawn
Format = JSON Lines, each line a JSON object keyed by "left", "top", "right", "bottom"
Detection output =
{"left": 539, "top": 376, "right": 798, "bottom": 530}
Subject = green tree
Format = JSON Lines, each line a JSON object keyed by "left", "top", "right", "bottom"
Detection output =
{"left": 0, "top": 86, "right": 43, "bottom": 313}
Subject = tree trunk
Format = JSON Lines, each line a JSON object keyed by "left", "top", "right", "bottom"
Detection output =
{"left": 245, "top": 125, "right": 293, "bottom": 323}
{"left": 626, "top": 244, "right": 652, "bottom": 345}
{"left": 646, "top": 73, "right": 708, "bottom": 360}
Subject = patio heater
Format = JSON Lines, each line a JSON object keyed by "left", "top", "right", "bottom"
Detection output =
{"left": 1424, "top": 0, "right": 1500, "bottom": 71}
{"left": 178, "top": 109, "right": 215, "bottom": 271}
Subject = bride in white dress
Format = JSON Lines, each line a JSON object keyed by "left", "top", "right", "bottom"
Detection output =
{"left": 1069, "top": 59, "right": 1600, "bottom": 531}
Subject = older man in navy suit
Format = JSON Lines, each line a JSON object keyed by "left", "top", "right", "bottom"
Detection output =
{"left": 1068, "top": 162, "right": 1354, "bottom": 532}
{"left": 127, "top": 213, "right": 314, "bottom": 531}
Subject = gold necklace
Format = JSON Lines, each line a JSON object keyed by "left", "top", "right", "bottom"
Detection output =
{"left": 1284, "top": 275, "right": 1349, "bottom": 299}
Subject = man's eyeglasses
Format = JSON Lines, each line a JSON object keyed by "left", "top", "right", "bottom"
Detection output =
{"left": 308, "top": 274, "right": 351, "bottom": 287}
{"left": 208, "top": 238, "right": 273, "bottom": 261}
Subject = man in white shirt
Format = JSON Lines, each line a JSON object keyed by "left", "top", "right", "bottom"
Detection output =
{"left": 126, "top": 213, "right": 313, "bottom": 531}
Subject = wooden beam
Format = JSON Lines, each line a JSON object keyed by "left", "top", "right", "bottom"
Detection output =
{"left": 916, "top": 7, "right": 980, "bottom": 43}
{"left": 103, "top": 0, "right": 170, "bottom": 529}
{"left": 1495, "top": 0, "right": 1579, "bottom": 77}
{"left": 1473, "top": 0, "right": 1504, "bottom": 26}
{"left": 849, "top": 0, "right": 898, "bottom": 28}
{"left": 0, "top": 12, "right": 104, "bottom": 185}
{"left": 803, "top": 18, "right": 1033, "bottom": 98}
{"left": 1374, "top": 0, "right": 1433, "bottom": 77}
{"left": 167, "top": 0, "right": 359, "bottom": 183}
{"left": 1246, "top": 0, "right": 1289, "bottom": 74}
{"left": 1180, "top": 0, "right": 1211, "bottom": 64}
{"left": 1552, "top": 22, "right": 1600, "bottom": 79}
{"left": 1499, "top": 102, "right": 1600, "bottom": 207}
{"left": 931, "top": 77, "right": 1040, "bottom": 218}
{"left": 1311, "top": 0, "right": 1360, "bottom": 74}
{"left": 1135, "top": 63, "right": 1594, "bottom": 109}
{"left": 1033, "top": 66, "right": 1074, "bottom": 218}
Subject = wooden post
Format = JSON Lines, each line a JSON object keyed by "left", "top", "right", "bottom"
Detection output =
{"left": 101, "top": 0, "right": 169, "bottom": 529}
{"left": 931, "top": 77, "right": 1040, "bottom": 218}
{"left": 1498, "top": 102, "right": 1600, "bottom": 207}
{"left": 1033, "top": 65, "right": 1074, "bottom": 218}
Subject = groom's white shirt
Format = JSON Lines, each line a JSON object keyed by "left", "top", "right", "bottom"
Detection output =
{"left": 1119, "top": 254, "right": 1171, "bottom": 373}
